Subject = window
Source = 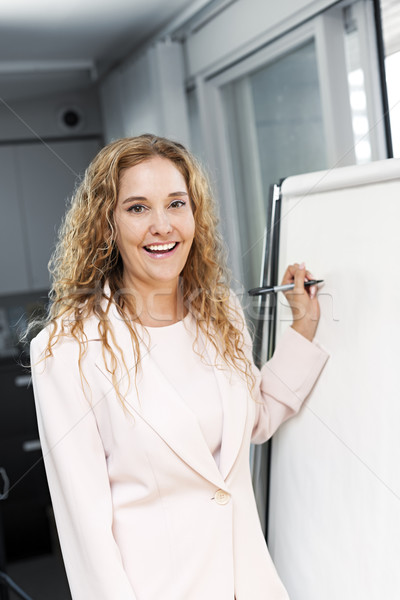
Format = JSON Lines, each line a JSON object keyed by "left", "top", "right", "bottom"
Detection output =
{"left": 380, "top": 0, "right": 400, "bottom": 157}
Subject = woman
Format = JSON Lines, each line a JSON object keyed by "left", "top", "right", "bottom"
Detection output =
{"left": 30, "top": 134, "right": 328, "bottom": 600}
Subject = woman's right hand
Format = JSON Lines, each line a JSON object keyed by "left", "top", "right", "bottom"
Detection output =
{"left": 280, "top": 262, "right": 320, "bottom": 342}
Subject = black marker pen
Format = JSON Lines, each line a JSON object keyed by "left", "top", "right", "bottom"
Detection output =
{"left": 248, "top": 279, "right": 324, "bottom": 296}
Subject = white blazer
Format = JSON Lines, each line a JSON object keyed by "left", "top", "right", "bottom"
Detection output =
{"left": 30, "top": 296, "right": 328, "bottom": 600}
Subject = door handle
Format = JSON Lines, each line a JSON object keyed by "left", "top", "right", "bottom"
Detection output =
{"left": 0, "top": 467, "right": 9, "bottom": 500}
{"left": 14, "top": 375, "right": 31, "bottom": 387}
{"left": 22, "top": 440, "right": 41, "bottom": 452}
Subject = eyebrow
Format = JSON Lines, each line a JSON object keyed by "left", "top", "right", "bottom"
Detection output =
{"left": 122, "top": 191, "right": 188, "bottom": 205}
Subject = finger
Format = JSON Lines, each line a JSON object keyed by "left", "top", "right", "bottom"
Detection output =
{"left": 293, "top": 262, "right": 306, "bottom": 290}
{"left": 305, "top": 269, "right": 314, "bottom": 281}
{"left": 281, "top": 263, "right": 299, "bottom": 285}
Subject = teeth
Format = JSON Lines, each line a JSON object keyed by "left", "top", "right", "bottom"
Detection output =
{"left": 146, "top": 242, "right": 176, "bottom": 251}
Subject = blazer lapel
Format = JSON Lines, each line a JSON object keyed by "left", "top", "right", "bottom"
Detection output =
{"left": 93, "top": 303, "right": 226, "bottom": 489}
{"left": 135, "top": 354, "right": 226, "bottom": 488}
{"left": 201, "top": 335, "right": 248, "bottom": 481}
{"left": 183, "top": 316, "right": 249, "bottom": 481}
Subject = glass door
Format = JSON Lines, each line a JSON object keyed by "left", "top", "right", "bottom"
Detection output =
{"left": 220, "top": 38, "right": 326, "bottom": 295}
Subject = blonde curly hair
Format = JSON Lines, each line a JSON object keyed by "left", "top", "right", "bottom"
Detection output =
{"left": 33, "top": 134, "right": 254, "bottom": 399}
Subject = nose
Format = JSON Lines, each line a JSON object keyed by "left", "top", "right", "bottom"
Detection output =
{"left": 149, "top": 208, "right": 172, "bottom": 236}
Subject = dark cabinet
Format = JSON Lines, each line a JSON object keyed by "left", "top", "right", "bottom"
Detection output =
{"left": 0, "top": 360, "right": 52, "bottom": 563}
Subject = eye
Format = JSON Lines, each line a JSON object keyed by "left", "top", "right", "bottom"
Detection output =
{"left": 127, "top": 204, "right": 147, "bottom": 214}
{"left": 169, "top": 199, "right": 186, "bottom": 209}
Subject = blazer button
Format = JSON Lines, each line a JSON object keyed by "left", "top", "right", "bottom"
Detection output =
{"left": 215, "top": 489, "right": 230, "bottom": 505}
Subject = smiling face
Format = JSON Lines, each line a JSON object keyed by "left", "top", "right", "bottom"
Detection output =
{"left": 114, "top": 156, "right": 195, "bottom": 297}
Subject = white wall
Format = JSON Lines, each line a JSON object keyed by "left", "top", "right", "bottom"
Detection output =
{"left": 100, "top": 40, "right": 190, "bottom": 145}
{"left": 100, "top": 67, "right": 126, "bottom": 142}
{"left": 0, "top": 88, "right": 102, "bottom": 142}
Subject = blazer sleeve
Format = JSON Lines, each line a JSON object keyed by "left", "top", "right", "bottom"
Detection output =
{"left": 228, "top": 292, "right": 329, "bottom": 444}
{"left": 250, "top": 326, "right": 329, "bottom": 444}
{"left": 30, "top": 330, "right": 138, "bottom": 600}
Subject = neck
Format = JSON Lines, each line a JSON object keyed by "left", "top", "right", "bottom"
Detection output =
{"left": 121, "top": 275, "right": 185, "bottom": 327}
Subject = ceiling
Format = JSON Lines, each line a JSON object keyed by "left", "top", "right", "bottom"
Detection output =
{"left": 4, "top": 0, "right": 395, "bottom": 105}
{"left": 0, "top": 0, "right": 211, "bottom": 102}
